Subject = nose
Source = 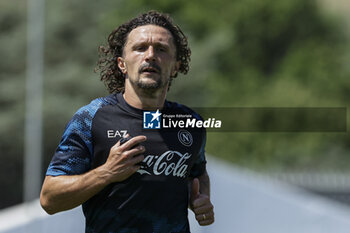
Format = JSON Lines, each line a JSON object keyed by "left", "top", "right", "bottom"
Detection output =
{"left": 145, "top": 46, "right": 156, "bottom": 61}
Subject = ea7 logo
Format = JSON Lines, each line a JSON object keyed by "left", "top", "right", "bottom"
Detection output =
{"left": 107, "top": 130, "right": 128, "bottom": 138}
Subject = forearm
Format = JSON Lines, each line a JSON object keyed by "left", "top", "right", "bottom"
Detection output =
{"left": 188, "top": 169, "right": 211, "bottom": 207}
{"left": 188, "top": 169, "right": 214, "bottom": 225}
{"left": 41, "top": 136, "right": 146, "bottom": 215}
{"left": 198, "top": 170, "right": 210, "bottom": 197}
{"left": 40, "top": 166, "right": 111, "bottom": 215}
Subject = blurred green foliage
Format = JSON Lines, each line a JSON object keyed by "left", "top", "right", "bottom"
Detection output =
{"left": 1, "top": 0, "right": 350, "bottom": 208}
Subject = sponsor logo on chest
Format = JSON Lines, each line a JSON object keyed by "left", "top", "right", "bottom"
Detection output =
{"left": 105, "top": 129, "right": 193, "bottom": 178}
{"left": 106, "top": 130, "right": 128, "bottom": 138}
{"left": 137, "top": 151, "right": 191, "bottom": 178}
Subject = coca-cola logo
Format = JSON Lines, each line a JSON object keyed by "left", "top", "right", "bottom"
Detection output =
{"left": 137, "top": 151, "right": 192, "bottom": 178}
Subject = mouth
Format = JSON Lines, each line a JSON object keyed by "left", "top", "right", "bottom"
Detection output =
{"left": 139, "top": 64, "right": 161, "bottom": 75}
{"left": 141, "top": 67, "right": 159, "bottom": 74}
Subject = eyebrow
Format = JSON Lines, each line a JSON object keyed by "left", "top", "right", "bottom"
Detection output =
{"left": 131, "top": 41, "right": 171, "bottom": 49}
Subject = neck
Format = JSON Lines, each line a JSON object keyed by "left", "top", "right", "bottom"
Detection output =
{"left": 123, "top": 81, "right": 168, "bottom": 110}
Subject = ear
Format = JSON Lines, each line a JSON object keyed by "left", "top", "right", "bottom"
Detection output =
{"left": 117, "top": 57, "right": 127, "bottom": 74}
{"left": 171, "top": 61, "right": 181, "bottom": 77}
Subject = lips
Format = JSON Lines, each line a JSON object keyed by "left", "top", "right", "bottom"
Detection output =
{"left": 139, "top": 63, "right": 161, "bottom": 74}
{"left": 141, "top": 67, "right": 159, "bottom": 73}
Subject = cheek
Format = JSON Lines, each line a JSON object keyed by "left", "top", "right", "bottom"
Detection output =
{"left": 166, "top": 61, "right": 177, "bottom": 73}
{"left": 125, "top": 59, "right": 138, "bottom": 72}
{"left": 125, "top": 54, "right": 140, "bottom": 68}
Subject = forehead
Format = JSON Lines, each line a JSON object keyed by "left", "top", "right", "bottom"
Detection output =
{"left": 125, "top": 24, "right": 175, "bottom": 47}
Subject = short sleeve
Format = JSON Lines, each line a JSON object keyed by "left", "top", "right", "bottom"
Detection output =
{"left": 46, "top": 98, "right": 107, "bottom": 176}
{"left": 189, "top": 130, "right": 207, "bottom": 178}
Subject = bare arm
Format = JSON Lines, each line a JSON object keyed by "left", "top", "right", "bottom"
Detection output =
{"left": 189, "top": 169, "right": 214, "bottom": 226}
{"left": 188, "top": 169, "right": 211, "bottom": 207}
{"left": 40, "top": 135, "right": 146, "bottom": 215}
{"left": 41, "top": 167, "right": 110, "bottom": 214}
{"left": 198, "top": 170, "right": 210, "bottom": 197}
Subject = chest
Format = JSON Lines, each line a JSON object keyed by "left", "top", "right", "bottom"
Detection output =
{"left": 91, "top": 106, "right": 203, "bottom": 179}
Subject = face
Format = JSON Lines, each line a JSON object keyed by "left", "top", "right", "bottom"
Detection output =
{"left": 118, "top": 25, "right": 180, "bottom": 90}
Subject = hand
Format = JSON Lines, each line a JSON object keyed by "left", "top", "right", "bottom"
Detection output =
{"left": 100, "top": 135, "right": 147, "bottom": 183}
{"left": 190, "top": 178, "right": 214, "bottom": 226}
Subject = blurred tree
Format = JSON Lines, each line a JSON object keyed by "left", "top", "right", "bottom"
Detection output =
{"left": 105, "top": 0, "right": 350, "bottom": 170}
{"left": 0, "top": 1, "right": 27, "bottom": 209}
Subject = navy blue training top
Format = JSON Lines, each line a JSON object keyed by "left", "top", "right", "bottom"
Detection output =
{"left": 46, "top": 93, "right": 207, "bottom": 233}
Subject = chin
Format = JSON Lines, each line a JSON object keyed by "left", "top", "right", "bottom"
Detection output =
{"left": 137, "top": 81, "right": 161, "bottom": 90}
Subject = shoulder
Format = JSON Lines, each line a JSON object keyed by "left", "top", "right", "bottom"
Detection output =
{"left": 64, "top": 95, "right": 117, "bottom": 133}
{"left": 73, "top": 94, "right": 117, "bottom": 120}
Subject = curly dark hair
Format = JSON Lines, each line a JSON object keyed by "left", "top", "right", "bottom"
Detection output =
{"left": 96, "top": 10, "right": 191, "bottom": 93}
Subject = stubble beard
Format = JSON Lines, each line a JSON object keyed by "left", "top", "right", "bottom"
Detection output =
{"left": 135, "top": 74, "right": 170, "bottom": 91}
{"left": 137, "top": 77, "right": 162, "bottom": 89}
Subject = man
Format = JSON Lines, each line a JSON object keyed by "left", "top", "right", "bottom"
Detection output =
{"left": 40, "top": 11, "right": 214, "bottom": 233}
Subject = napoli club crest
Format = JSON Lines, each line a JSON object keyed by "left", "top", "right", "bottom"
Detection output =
{"left": 177, "top": 130, "right": 193, "bottom": 147}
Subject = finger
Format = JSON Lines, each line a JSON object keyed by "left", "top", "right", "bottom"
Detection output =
{"left": 193, "top": 204, "right": 214, "bottom": 214}
{"left": 113, "top": 137, "right": 123, "bottom": 148}
{"left": 120, "top": 133, "right": 130, "bottom": 141}
{"left": 118, "top": 134, "right": 131, "bottom": 145}
{"left": 192, "top": 195, "right": 210, "bottom": 208}
{"left": 122, "top": 146, "right": 146, "bottom": 159}
{"left": 191, "top": 178, "right": 200, "bottom": 201}
{"left": 195, "top": 212, "right": 214, "bottom": 222}
{"left": 128, "top": 154, "right": 145, "bottom": 165}
{"left": 121, "top": 135, "right": 147, "bottom": 150}
{"left": 198, "top": 218, "right": 215, "bottom": 226}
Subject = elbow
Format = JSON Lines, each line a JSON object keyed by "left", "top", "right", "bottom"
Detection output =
{"left": 40, "top": 191, "right": 58, "bottom": 215}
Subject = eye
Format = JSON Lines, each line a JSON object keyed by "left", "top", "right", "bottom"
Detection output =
{"left": 134, "top": 45, "right": 147, "bottom": 52}
{"left": 156, "top": 46, "right": 167, "bottom": 52}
